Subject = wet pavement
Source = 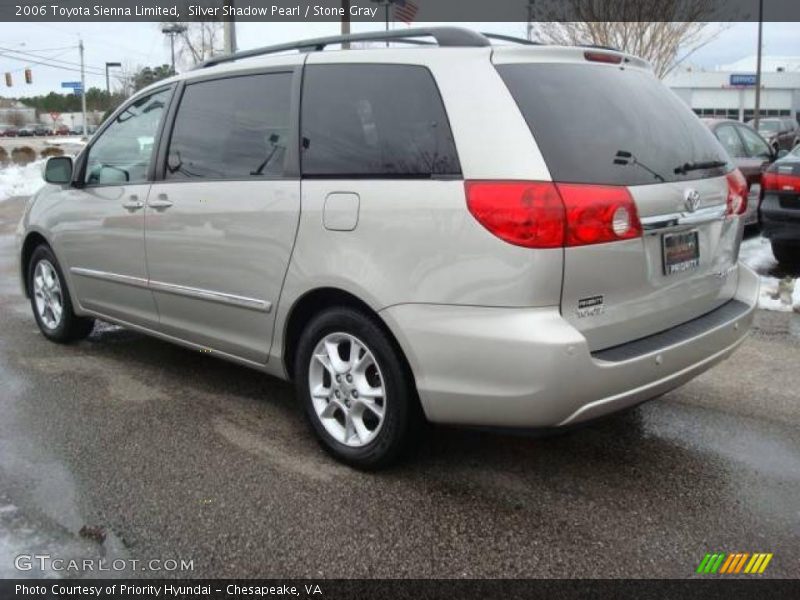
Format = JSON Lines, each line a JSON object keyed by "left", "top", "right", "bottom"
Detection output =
{"left": 0, "top": 195, "right": 798, "bottom": 579}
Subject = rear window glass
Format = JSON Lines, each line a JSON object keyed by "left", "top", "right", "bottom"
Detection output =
{"left": 301, "top": 64, "right": 460, "bottom": 178}
{"left": 497, "top": 64, "right": 731, "bottom": 186}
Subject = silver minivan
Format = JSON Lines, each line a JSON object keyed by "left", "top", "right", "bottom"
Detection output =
{"left": 17, "top": 28, "right": 758, "bottom": 468}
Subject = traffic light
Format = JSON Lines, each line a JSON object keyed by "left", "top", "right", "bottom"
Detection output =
{"left": 24, "top": 68, "right": 32, "bottom": 84}
{"left": 4, "top": 73, "right": 11, "bottom": 87}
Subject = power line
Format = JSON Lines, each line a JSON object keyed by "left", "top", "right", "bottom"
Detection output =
{"left": 0, "top": 49, "right": 106, "bottom": 77}
{"left": 0, "top": 46, "right": 106, "bottom": 73}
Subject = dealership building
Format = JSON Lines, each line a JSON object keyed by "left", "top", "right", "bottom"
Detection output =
{"left": 665, "top": 56, "right": 800, "bottom": 123}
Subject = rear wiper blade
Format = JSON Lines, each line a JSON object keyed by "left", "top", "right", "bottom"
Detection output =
{"left": 674, "top": 160, "right": 727, "bottom": 175}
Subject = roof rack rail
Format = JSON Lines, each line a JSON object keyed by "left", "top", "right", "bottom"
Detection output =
{"left": 480, "top": 33, "right": 542, "bottom": 46}
{"left": 197, "top": 27, "right": 491, "bottom": 69}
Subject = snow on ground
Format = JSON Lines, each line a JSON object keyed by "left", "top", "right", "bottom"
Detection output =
{"left": 740, "top": 235, "right": 800, "bottom": 313}
{"left": 43, "top": 136, "right": 86, "bottom": 146}
{"left": 0, "top": 160, "right": 45, "bottom": 203}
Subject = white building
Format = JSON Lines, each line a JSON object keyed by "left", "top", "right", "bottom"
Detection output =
{"left": 665, "top": 56, "right": 800, "bottom": 123}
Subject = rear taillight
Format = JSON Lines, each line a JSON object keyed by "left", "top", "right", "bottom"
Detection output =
{"left": 762, "top": 170, "right": 800, "bottom": 192}
{"left": 465, "top": 181, "right": 641, "bottom": 248}
{"left": 725, "top": 169, "right": 748, "bottom": 216}
{"left": 557, "top": 183, "right": 642, "bottom": 246}
{"left": 465, "top": 181, "right": 565, "bottom": 248}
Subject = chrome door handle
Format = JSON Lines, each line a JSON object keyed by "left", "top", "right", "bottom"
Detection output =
{"left": 121, "top": 196, "right": 144, "bottom": 211}
{"left": 148, "top": 194, "right": 173, "bottom": 210}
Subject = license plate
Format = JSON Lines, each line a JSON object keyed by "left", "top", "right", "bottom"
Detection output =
{"left": 662, "top": 230, "right": 699, "bottom": 275}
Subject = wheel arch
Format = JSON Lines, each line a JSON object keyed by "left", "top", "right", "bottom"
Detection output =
{"left": 20, "top": 231, "right": 51, "bottom": 298}
{"left": 282, "top": 287, "right": 416, "bottom": 390}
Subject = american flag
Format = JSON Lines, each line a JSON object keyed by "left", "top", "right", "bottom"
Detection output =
{"left": 392, "top": 0, "right": 419, "bottom": 24}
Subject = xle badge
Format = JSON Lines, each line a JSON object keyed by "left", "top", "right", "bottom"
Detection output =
{"left": 577, "top": 295, "right": 605, "bottom": 318}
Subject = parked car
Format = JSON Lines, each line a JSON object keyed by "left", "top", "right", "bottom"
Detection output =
{"left": 16, "top": 126, "right": 35, "bottom": 137}
{"left": 2, "top": 126, "right": 18, "bottom": 137}
{"left": 749, "top": 117, "right": 798, "bottom": 153}
{"left": 760, "top": 144, "right": 800, "bottom": 264}
{"left": 703, "top": 118, "right": 783, "bottom": 227}
{"left": 18, "top": 28, "right": 758, "bottom": 468}
{"left": 33, "top": 126, "right": 52, "bottom": 136}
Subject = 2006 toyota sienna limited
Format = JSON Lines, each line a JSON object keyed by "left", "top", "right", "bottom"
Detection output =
{"left": 17, "top": 28, "right": 758, "bottom": 468}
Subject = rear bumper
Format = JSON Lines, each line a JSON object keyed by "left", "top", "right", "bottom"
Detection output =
{"left": 380, "top": 263, "right": 759, "bottom": 428}
{"left": 760, "top": 196, "right": 800, "bottom": 242}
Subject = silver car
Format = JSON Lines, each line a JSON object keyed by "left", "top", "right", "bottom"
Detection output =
{"left": 17, "top": 28, "right": 758, "bottom": 468}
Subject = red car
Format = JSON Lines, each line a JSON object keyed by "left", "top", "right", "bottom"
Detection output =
{"left": 1, "top": 126, "right": 18, "bottom": 137}
{"left": 54, "top": 125, "right": 70, "bottom": 136}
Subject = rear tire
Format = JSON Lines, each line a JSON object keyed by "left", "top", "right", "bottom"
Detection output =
{"left": 771, "top": 241, "right": 800, "bottom": 266}
{"left": 28, "top": 245, "right": 94, "bottom": 343}
{"left": 294, "top": 307, "right": 419, "bottom": 470}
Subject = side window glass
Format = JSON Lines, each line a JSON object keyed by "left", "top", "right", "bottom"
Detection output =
{"left": 715, "top": 125, "right": 746, "bottom": 158}
{"left": 737, "top": 125, "right": 772, "bottom": 158}
{"left": 165, "top": 73, "right": 292, "bottom": 180}
{"left": 301, "top": 64, "right": 461, "bottom": 177}
{"left": 85, "top": 88, "right": 171, "bottom": 185}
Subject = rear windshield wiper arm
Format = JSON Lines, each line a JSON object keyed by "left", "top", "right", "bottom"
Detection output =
{"left": 673, "top": 160, "right": 727, "bottom": 175}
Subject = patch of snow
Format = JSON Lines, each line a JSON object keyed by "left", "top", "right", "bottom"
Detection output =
{"left": 44, "top": 137, "right": 86, "bottom": 146}
{"left": 739, "top": 236, "right": 799, "bottom": 313}
{"left": 0, "top": 160, "right": 45, "bottom": 202}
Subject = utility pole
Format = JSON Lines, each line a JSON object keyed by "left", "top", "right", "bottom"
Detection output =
{"left": 342, "top": 0, "right": 350, "bottom": 49}
{"left": 79, "top": 38, "right": 87, "bottom": 138}
{"left": 526, "top": 1, "right": 535, "bottom": 41}
{"left": 753, "top": 0, "right": 764, "bottom": 129}
{"left": 224, "top": 0, "right": 237, "bottom": 54}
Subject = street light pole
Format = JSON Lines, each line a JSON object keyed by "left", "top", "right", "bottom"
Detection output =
{"left": 105, "top": 61, "right": 121, "bottom": 96}
{"left": 753, "top": 0, "right": 763, "bottom": 129}
{"left": 79, "top": 38, "right": 87, "bottom": 138}
{"left": 161, "top": 24, "right": 187, "bottom": 74}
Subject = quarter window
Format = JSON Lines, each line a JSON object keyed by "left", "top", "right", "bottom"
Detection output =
{"left": 84, "top": 88, "right": 171, "bottom": 185}
{"left": 166, "top": 73, "right": 293, "bottom": 180}
{"left": 737, "top": 125, "right": 772, "bottom": 158}
{"left": 715, "top": 124, "right": 746, "bottom": 158}
{"left": 301, "top": 64, "right": 460, "bottom": 178}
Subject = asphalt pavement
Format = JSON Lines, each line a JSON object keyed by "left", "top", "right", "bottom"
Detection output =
{"left": 0, "top": 195, "right": 798, "bottom": 579}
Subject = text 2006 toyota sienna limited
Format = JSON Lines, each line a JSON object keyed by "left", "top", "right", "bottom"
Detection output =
{"left": 17, "top": 29, "right": 758, "bottom": 468}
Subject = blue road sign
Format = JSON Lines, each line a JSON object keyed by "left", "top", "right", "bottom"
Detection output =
{"left": 61, "top": 81, "right": 82, "bottom": 89}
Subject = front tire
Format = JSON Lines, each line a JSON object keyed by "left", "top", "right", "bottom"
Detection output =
{"left": 28, "top": 245, "right": 94, "bottom": 343}
{"left": 294, "top": 307, "right": 419, "bottom": 470}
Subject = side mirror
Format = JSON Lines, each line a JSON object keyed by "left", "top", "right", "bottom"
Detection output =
{"left": 777, "top": 149, "right": 789, "bottom": 159}
{"left": 43, "top": 156, "right": 73, "bottom": 185}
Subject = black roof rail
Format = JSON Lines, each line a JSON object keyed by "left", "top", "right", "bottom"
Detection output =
{"left": 480, "top": 33, "right": 542, "bottom": 46}
{"left": 197, "top": 27, "right": 491, "bottom": 69}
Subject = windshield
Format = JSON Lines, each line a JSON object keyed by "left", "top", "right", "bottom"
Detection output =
{"left": 757, "top": 121, "right": 780, "bottom": 132}
{"left": 497, "top": 63, "right": 732, "bottom": 186}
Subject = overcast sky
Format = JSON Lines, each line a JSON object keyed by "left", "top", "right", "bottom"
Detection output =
{"left": 0, "top": 21, "right": 798, "bottom": 97}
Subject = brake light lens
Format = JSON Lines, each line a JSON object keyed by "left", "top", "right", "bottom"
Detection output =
{"left": 584, "top": 51, "right": 623, "bottom": 64}
{"left": 465, "top": 181, "right": 565, "bottom": 248}
{"left": 725, "top": 169, "right": 748, "bottom": 216}
{"left": 465, "top": 181, "right": 642, "bottom": 248}
{"left": 762, "top": 170, "right": 800, "bottom": 192}
{"left": 557, "top": 183, "right": 642, "bottom": 245}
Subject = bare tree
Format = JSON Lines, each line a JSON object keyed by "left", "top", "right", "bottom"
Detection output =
{"left": 7, "top": 110, "right": 26, "bottom": 127}
{"left": 165, "top": 21, "right": 225, "bottom": 68}
{"left": 531, "top": 0, "right": 726, "bottom": 78}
